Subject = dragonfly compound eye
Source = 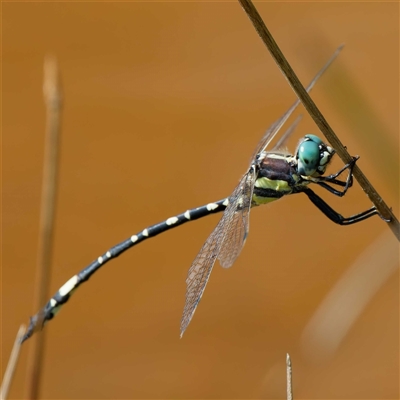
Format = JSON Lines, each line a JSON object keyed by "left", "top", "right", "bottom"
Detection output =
{"left": 297, "top": 136, "right": 321, "bottom": 176}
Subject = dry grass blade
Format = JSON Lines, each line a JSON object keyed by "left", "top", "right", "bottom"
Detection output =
{"left": 24, "top": 55, "right": 63, "bottom": 399}
{"left": 238, "top": 0, "right": 399, "bottom": 240}
{"left": 0, "top": 325, "right": 26, "bottom": 400}
{"left": 286, "top": 354, "right": 293, "bottom": 400}
{"left": 300, "top": 230, "right": 398, "bottom": 362}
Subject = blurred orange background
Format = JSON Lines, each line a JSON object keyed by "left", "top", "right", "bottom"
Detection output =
{"left": 3, "top": 2, "right": 398, "bottom": 398}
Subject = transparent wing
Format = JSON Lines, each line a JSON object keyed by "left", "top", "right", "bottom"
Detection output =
{"left": 218, "top": 169, "right": 255, "bottom": 268}
{"left": 180, "top": 171, "right": 255, "bottom": 336}
{"left": 181, "top": 46, "right": 344, "bottom": 336}
{"left": 272, "top": 114, "right": 303, "bottom": 151}
{"left": 250, "top": 45, "right": 343, "bottom": 162}
{"left": 249, "top": 102, "right": 299, "bottom": 163}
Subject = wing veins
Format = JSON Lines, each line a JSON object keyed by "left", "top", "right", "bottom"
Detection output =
{"left": 181, "top": 173, "right": 253, "bottom": 335}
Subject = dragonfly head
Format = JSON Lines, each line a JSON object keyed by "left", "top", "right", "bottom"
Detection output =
{"left": 296, "top": 134, "right": 334, "bottom": 177}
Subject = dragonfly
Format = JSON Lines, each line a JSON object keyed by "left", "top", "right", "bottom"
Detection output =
{"left": 21, "top": 46, "right": 381, "bottom": 343}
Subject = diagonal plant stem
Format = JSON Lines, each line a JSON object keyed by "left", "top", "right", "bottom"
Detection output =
{"left": 238, "top": 0, "right": 399, "bottom": 241}
{"left": 0, "top": 325, "right": 26, "bottom": 400}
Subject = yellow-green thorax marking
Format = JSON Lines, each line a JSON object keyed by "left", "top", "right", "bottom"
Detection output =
{"left": 252, "top": 135, "right": 335, "bottom": 207}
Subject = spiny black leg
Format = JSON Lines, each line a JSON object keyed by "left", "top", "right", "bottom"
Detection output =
{"left": 315, "top": 156, "right": 358, "bottom": 196}
{"left": 317, "top": 181, "right": 350, "bottom": 197}
{"left": 321, "top": 178, "right": 347, "bottom": 187}
{"left": 302, "top": 188, "right": 379, "bottom": 225}
{"left": 324, "top": 156, "right": 358, "bottom": 181}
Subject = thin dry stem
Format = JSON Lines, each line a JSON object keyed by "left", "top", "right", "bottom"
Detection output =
{"left": 24, "top": 55, "right": 63, "bottom": 400}
{"left": 238, "top": 0, "right": 399, "bottom": 240}
{"left": 286, "top": 353, "right": 293, "bottom": 400}
{"left": 0, "top": 325, "right": 26, "bottom": 400}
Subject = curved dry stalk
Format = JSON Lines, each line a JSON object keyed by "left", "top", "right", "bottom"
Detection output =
{"left": 301, "top": 230, "right": 398, "bottom": 361}
{"left": 238, "top": 0, "right": 399, "bottom": 241}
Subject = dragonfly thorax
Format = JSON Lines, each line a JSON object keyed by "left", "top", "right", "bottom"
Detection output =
{"left": 295, "top": 134, "right": 334, "bottom": 177}
{"left": 252, "top": 152, "right": 301, "bottom": 206}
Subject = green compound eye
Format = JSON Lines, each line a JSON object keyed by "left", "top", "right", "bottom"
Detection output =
{"left": 304, "top": 134, "right": 324, "bottom": 145}
{"left": 297, "top": 136, "right": 322, "bottom": 176}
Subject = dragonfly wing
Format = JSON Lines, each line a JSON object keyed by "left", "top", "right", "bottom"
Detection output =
{"left": 250, "top": 104, "right": 298, "bottom": 162}
{"left": 180, "top": 172, "right": 254, "bottom": 336}
{"left": 218, "top": 169, "right": 255, "bottom": 268}
{"left": 181, "top": 213, "right": 226, "bottom": 336}
{"left": 250, "top": 45, "right": 343, "bottom": 162}
{"left": 272, "top": 114, "right": 303, "bottom": 151}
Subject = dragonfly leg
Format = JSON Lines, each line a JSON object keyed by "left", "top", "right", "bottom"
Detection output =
{"left": 324, "top": 155, "right": 358, "bottom": 180}
{"left": 302, "top": 188, "right": 379, "bottom": 225}
{"left": 317, "top": 181, "right": 351, "bottom": 197}
{"left": 314, "top": 156, "right": 358, "bottom": 197}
